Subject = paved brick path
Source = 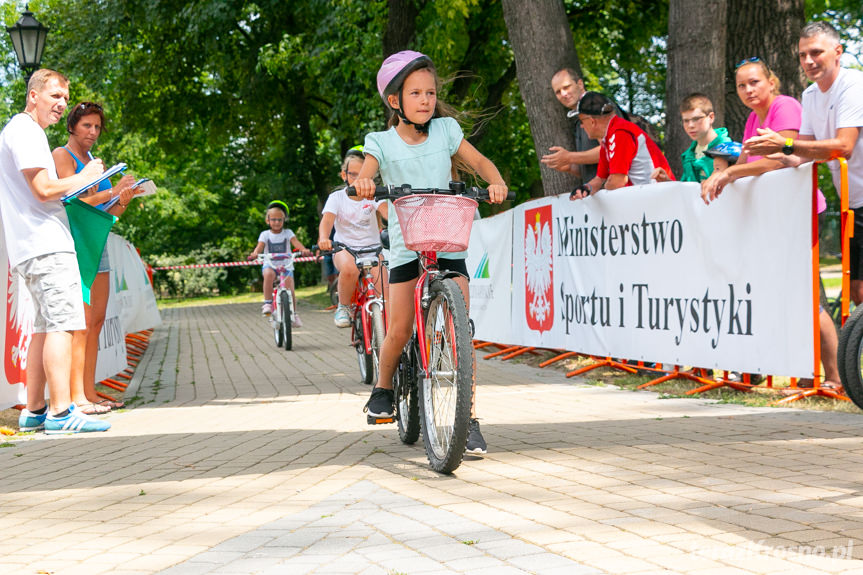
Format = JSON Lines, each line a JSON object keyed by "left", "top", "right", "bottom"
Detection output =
{"left": 2, "top": 300, "right": 863, "bottom": 574}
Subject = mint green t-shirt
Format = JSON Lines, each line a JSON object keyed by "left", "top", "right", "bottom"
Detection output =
{"left": 363, "top": 116, "right": 465, "bottom": 269}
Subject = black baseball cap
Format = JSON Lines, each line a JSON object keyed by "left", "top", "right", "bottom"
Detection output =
{"left": 576, "top": 92, "right": 614, "bottom": 116}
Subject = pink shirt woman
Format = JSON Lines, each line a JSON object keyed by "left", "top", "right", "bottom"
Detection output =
{"left": 701, "top": 59, "right": 802, "bottom": 204}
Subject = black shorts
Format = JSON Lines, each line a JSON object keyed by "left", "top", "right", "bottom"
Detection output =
{"left": 850, "top": 208, "right": 863, "bottom": 280}
{"left": 388, "top": 258, "right": 469, "bottom": 284}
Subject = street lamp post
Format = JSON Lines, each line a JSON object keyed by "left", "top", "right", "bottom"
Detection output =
{"left": 6, "top": 4, "right": 49, "bottom": 85}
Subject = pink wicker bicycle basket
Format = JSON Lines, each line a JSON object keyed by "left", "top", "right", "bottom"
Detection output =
{"left": 393, "top": 194, "right": 478, "bottom": 252}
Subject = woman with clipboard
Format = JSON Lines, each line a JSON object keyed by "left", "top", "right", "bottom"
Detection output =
{"left": 52, "top": 101, "right": 135, "bottom": 415}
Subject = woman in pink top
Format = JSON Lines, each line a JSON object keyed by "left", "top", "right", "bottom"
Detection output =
{"left": 701, "top": 58, "right": 802, "bottom": 202}
{"left": 703, "top": 57, "right": 838, "bottom": 389}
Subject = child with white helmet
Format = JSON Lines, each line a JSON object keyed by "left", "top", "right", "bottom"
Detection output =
{"left": 248, "top": 200, "right": 310, "bottom": 327}
{"left": 353, "top": 50, "right": 509, "bottom": 454}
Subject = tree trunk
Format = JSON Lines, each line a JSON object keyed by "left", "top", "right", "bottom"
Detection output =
{"left": 383, "top": 0, "right": 423, "bottom": 57}
{"left": 724, "top": 0, "right": 806, "bottom": 141}
{"left": 502, "top": 0, "right": 582, "bottom": 196}
{"left": 665, "top": 0, "right": 727, "bottom": 178}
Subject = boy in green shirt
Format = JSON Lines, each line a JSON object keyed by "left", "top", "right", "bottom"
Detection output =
{"left": 654, "top": 93, "right": 732, "bottom": 183}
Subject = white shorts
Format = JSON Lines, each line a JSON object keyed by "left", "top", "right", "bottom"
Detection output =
{"left": 15, "top": 252, "right": 86, "bottom": 333}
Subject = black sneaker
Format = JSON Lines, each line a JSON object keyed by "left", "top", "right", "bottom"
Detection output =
{"left": 365, "top": 387, "right": 394, "bottom": 418}
{"left": 466, "top": 418, "right": 487, "bottom": 454}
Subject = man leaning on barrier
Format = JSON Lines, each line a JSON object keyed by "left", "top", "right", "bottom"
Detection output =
{"left": 745, "top": 21, "right": 863, "bottom": 304}
{"left": 569, "top": 92, "right": 675, "bottom": 200}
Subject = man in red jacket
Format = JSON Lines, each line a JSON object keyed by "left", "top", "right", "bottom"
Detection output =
{"left": 571, "top": 92, "right": 675, "bottom": 199}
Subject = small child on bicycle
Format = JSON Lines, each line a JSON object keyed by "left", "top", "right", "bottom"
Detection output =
{"left": 248, "top": 200, "right": 310, "bottom": 327}
{"left": 318, "top": 146, "right": 388, "bottom": 328}
{"left": 353, "top": 51, "right": 508, "bottom": 454}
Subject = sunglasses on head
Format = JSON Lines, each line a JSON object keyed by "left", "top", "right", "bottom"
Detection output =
{"left": 78, "top": 102, "right": 103, "bottom": 112}
{"left": 735, "top": 57, "right": 761, "bottom": 69}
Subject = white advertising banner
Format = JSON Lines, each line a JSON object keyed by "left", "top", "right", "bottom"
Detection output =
{"left": 0, "top": 233, "right": 160, "bottom": 410}
{"left": 510, "top": 164, "right": 815, "bottom": 377}
{"left": 106, "top": 233, "right": 161, "bottom": 335}
{"left": 467, "top": 210, "right": 514, "bottom": 343}
{"left": 94, "top": 266, "right": 127, "bottom": 383}
{"left": 1, "top": 246, "right": 31, "bottom": 409}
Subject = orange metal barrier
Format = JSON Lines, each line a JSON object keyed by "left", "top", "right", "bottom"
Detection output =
{"left": 777, "top": 159, "right": 850, "bottom": 405}
{"left": 94, "top": 329, "right": 153, "bottom": 404}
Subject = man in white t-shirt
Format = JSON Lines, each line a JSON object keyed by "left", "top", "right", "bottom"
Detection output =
{"left": 747, "top": 22, "right": 863, "bottom": 300}
{"left": 0, "top": 69, "right": 109, "bottom": 433}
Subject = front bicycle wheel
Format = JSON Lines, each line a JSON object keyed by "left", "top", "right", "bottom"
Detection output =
{"left": 355, "top": 312, "right": 374, "bottom": 385}
{"left": 395, "top": 338, "right": 420, "bottom": 444}
{"left": 419, "top": 278, "right": 472, "bottom": 474}
{"left": 273, "top": 309, "right": 284, "bottom": 348}
{"left": 280, "top": 290, "right": 292, "bottom": 351}
{"left": 370, "top": 303, "right": 386, "bottom": 384}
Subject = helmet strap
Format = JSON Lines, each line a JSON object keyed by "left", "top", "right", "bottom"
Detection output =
{"left": 396, "top": 91, "right": 432, "bottom": 134}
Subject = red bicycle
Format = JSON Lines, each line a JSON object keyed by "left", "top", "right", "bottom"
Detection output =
{"left": 350, "top": 182, "right": 513, "bottom": 473}
{"left": 330, "top": 241, "right": 387, "bottom": 386}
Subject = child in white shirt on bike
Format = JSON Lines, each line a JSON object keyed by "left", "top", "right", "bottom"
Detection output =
{"left": 248, "top": 200, "right": 309, "bottom": 327}
{"left": 318, "top": 147, "right": 387, "bottom": 328}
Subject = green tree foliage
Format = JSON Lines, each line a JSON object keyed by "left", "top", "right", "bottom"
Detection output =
{"left": 565, "top": 0, "right": 669, "bottom": 132}
{"left": 1, "top": 0, "right": 859, "bottom": 288}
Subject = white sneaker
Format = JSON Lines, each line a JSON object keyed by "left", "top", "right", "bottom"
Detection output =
{"left": 262, "top": 302, "right": 273, "bottom": 315}
{"left": 292, "top": 313, "right": 303, "bottom": 328}
{"left": 334, "top": 305, "right": 351, "bottom": 328}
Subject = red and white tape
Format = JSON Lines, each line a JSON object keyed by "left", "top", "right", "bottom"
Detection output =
{"left": 152, "top": 257, "right": 320, "bottom": 271}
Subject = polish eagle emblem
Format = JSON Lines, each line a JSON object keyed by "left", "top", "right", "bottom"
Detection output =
{"left": 524, "top": 207, "right": 553, "bottom": 331}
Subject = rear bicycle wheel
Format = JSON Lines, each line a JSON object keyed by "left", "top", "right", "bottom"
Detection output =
{"left": 418, "top": 278, "right": 473, "bottom": 474}
{"left": 838, "top": 305, "right": 863, "bottom": 408}
{"left": 281, "top": 290, "right": 292, "bottom": 351}
{"left": 395, "top": 337, "right": 420, "bottom": 444}
{"left": 355, "top": 311, "right": 374, "bottom": 385}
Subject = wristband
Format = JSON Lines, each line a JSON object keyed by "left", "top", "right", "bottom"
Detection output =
{"left": 782, "top": 137, "right": 794, "bottom": 156}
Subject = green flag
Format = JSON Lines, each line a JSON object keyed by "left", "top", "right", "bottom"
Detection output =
{"left": 64, "top": 197, "right": 117, "bottom": 304}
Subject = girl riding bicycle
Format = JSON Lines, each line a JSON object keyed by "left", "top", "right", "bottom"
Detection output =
{"left": 318, "top": 146, "right": 388, "bottom": 328}
{"left": 354, "top": 50, "right": 508, "bottom": 454}
{"left": 248, "top": 200, "right": 310, "bottom": 326}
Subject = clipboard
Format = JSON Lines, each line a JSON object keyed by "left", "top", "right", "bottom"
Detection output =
{"left": 97, "top": 178, "right": 156, "bottom": 210}
{"left": 60, "top": 162, "right": 127, "bottom": 202}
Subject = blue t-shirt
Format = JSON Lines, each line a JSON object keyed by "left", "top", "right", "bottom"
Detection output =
{"left": 64, "top": 146, "right": 112, "bottom": 192}
{"left": 363, "top": 117, "right": 464, "bottom": 268}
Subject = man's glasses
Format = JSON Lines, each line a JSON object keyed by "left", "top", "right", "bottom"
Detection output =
{"left": 682, "top": 115, "right": 707, "bottom": 125}
{"left": 268, "top": 218, "right": 284, "bottom": 223}
{"left": 735, "top": 57, "right": 761, "bottom": 69}
{"left": 345, "top": 171, "right": 359, "bottom": 179}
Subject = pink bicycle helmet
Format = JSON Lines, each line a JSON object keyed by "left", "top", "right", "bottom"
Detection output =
{"left": 376, "top": 50, "right": 434, "bottom": 105}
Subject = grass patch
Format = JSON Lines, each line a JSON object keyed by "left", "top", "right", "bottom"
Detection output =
{"left": 157, "top": 284, "right": 331, "bottom": 310}
{"left": 821, "top": 254, "right": 840, "bottom": 267}
{"left": 823, "top": 276, "right": 841, "bottom": 290}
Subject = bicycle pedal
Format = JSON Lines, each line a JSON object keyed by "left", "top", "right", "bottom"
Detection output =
{"left": 367, "top": 415, "right": 395, "bottom": 425}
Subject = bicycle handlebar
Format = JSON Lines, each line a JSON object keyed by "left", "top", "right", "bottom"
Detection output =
{"left": 346, "top": 181, "right": 515, "bottom": 202}
{"left": 256, "top": 252, "right": 310, "bottom": 263}
{"left": 319, "top": 241, "right": 383, "bottom": 257}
